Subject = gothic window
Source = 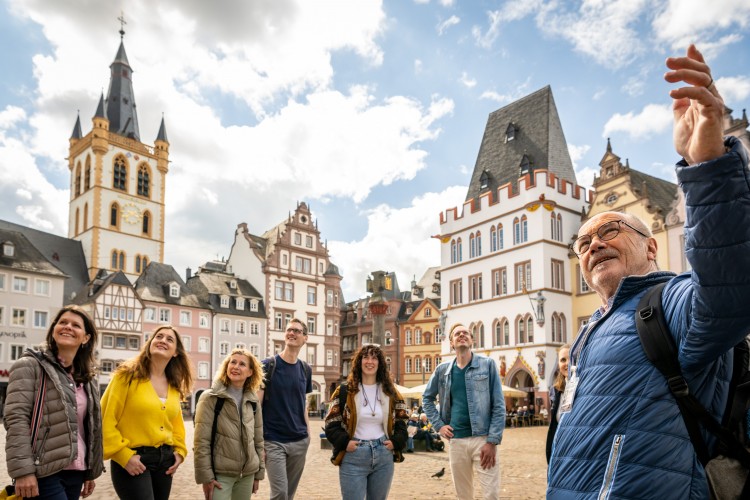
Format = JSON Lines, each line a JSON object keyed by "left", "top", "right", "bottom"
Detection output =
{"left": 137, "top": 164, "right": 150, "bottom": 197}
{"left": 75, "top": 208, "right": 80, "bottom": 236}
{"left": 74, "top": 163, "right": 81, "bottom": 196}
{"left": 111, "top": 250, "right": 118, "bottom": 270}
{"left": 83, "top": 203, "right": 88, "bottom": 230}
{"left": 451, "top": 239, "right": 457, "bottom": 264}
{"left": 490, "top": 226, "right": 497, "bottom": 252}
{"left": 476, "top": 231, "right": 482, "bottom": 257}
{"left": 84, "top": 156, "right": 91, "bottom": 190}
{"left": 469, "top": 233, "right": 476, "bottom": 258}
{"left": 527, "top": 316, "right": 534, "bottom": 343}
{"left": 135, "top": 254, "right": 142, "bottom": 274}
{"left": 119, "top": 251, "right": 125, "bottom": 271}
{"left": 505, "top": 123, "right": 516, "bottom": 142}
{"left": 521, "top": 215, "right": 528, "bottom": 243}
{"left": 113, "top": 156, "right": 127, "bottom": 191}
{"left": 142, "top": 211, "right": 151, "bottom": 236}
{"left": 513, "top": 218, "right": 520, "bottom": 244}
{"left": 479, "top": 170, "right": 489, "bottom": 189}
{"left": 517, "top": 316, "right": 526, "bottom": 344}
{"left": 457, "top": 238, "right": 463, "bottom": 262}
{"left": 110, "top": 203, "right": 119, "bottom": 228}
{"left": 498, "top": 223, "right": 504, "bottom": 249}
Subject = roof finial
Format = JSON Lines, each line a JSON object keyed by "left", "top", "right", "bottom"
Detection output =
{"left": 117, "top": 11, "right": 127, "bottom": 40}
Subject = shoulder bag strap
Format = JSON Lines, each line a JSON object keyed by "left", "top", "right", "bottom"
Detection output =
{"left": 30, "top": 363, "right": 47, "bottom": 452}
{"left": 210, "top": 397, "right": 226, "bottom": 477}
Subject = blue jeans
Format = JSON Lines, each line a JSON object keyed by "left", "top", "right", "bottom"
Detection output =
{"left": 110, "top": 445, "right": 176, "bottom": 500}
{"left": 31, "top": 470, "right": 86, "bottom": 500}
{"left": 339, "top": 437, "right": 394, "bottom": 500}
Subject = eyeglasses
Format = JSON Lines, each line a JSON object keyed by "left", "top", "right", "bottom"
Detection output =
{"left": 452, "top": 330, "right": 471, "bottom": 339}
{"left": 571, "top": 220, "right": 649, "bottom": 256}
{"left": 286, "top": 327, "right": 305, "bottom": 335}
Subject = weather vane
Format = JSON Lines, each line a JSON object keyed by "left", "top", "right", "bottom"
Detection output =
{"left": 118, "top": 11, "right": 127, "bottom": 39}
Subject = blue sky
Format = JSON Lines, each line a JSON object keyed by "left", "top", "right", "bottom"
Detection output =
{"left": 1, "top": 0, "right": 749, "bottom": 300}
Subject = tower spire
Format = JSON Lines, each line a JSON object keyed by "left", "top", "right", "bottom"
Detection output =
{"left": 70, "top": 111, "right": 83, "bottom": 140}
{"left": 118, "top": 11, "right": 127, "bottom": 40}
{"left": 106, "top": 15, "right": 140, "bottom": 140}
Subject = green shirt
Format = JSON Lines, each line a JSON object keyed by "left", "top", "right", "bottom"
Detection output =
{"left": 450, "top": 362, "right": 472, "bottom": 438}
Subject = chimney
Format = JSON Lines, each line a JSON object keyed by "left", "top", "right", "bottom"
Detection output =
{"left": 186, "top": 267, "right": 192, "bottom": 281}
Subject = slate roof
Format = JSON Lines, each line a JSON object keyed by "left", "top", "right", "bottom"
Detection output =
{"left": 628, "top": 169, "right": 678, "bottom": 219}
{"left": 105, "top": 40, "right": 140, "bottom": 140}
{"left": 466, "top": 86, "right": 576, "bottom": 202}
{"left": 69, "top": 270, "right": 133, "bottom": 306}
{"left": 187, "top": 270, "right": 266, "bottom": 319}
{"left": 0, "top": 229, "right": 66, "bottom": 278}
{"left": 0, "top": 219, "right": 89, "bottom": 302}
{"left": 134, "top": 261, "right": 203, "bottom": 308}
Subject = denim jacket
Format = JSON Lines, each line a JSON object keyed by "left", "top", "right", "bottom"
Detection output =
{"left": 422, "top": 353, "right": 505, "bottom": 445}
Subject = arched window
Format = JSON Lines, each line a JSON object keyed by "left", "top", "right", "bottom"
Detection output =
{"left": 551, "top": 313, "right": 558, "bottom": 342}
{"left": 557, "top": 214, "right": 563, "bottom": 242}
{"left": 75, "top": 208, "right": 80, "bottom": 235}
{"left": 451, "top": 239, "right": 457, "bottom": 264}
{"left": 477, "top": 322, "right": 485, "bottom": 348}
{"left": 498, "top": 223, "right": 504, "bottom": 249}
{"left": 469, "top": 233, "right": 476, "bottom": 258}
{"left": 490, "top": 226, "right": 497, "bottom": 252}
{"left": 503, "top": 320, "right": 510, "bottom": 346}
{"left": 142, "top": 211, "right": 151, "bottom": 236}
{"left": 84, "top": 156, "right": 91, "bottom": 190}
{"left": 118, "top": 251, "right": 125, "bottom": 271}
{"left": 113, "top": 156, "right": 127, "bottom": 191}
{"left": 110, "top": 202, "right": 119, "bottom": 228}
{"left": 457, "top": 238, "right": 463, "bottom": 262}
{"left": 141, "top": 256, "right": 149, "bottom": 272}
{"left": 137, "top": 164, "right": 150, "bottom": 197}
{"left": 527, "top": 316, "right": 534, "bottom": 343}
{"left": 521, "top": 215, "right": 528, "bottom": 243}
{"left": 135, "top": 254, "right": 141, "bottom": 273}
{"left": 476, "top": 231, "right": 482, "bottom": 256}
{"left": 517, "top": 317, "right": 526, "bottom": 344}
{"left": 513, "top": 218, "right": 520, "bottom": 244}
{"left": 83, "top": 203, "right": 88, "bottom": 230}
{"left": 494, "top": 320, "right": 502, "bottom": 346}
{"left": 551, "top": 212, "right": 557, "bottom": 241}
{"left": 74, "top": 163, "right": 81, "bottom": 197}
{"left": 111, "top": 250, "right": 118, "bottom": 270}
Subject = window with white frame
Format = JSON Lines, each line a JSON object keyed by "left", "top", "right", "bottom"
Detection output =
{"left": 306, "top": 235, "right": 313, "bottom": 248}
{"left": 116, "top": 336, "right": 126, "bottom": 349}
{"left": 33, "top": 311, "right": 48, "bottom": 329}
{"left": 235, "top": 342, "right": 246, "bottom": 350}
{"left": 102, "top": 335, "right": 114, "bottom": 348}
{"left": 415, "top": 357, "right": 422, "bottom": 373}
{"left": 101, "top": 360, "right": 114, "bottom": 373}
{"left": 13, "top": 276, "right": 28, "bottom": 293}
{"left": 0, "top": 273, "right": 6, "bottom": 291}
{"left": 144, "top": 307, "right": 156, "bottom": 322}
{"left": 198, "top": 362, "right": 209, "bottom": 380}
{"left": 250, "top": 344, "right": 259, "bottom": 356}
{"left": 3, "top": 242, "right": 13, "bottom": 256}
{"left": 275, "top": 312, "right": 283, "bottom": 330}
{"left": 236, "top": 297, "right": 245, "bottom": 310}
{"left": 424, "top": 307, "right": 431, "bottom": 317}
{"left": 199, "top": 313, "right": 210, "bottom": 328}
{"left": 179, "top": 311, "right": 191, "bottom": 326}
{"left": 220, "top": 342, "right": 230, "bottom": 357}
{"left": 11, "top": 308, "right": 26, "bottom": 326}
{"left": 10, "top": 344, "right": 25, "bottom": 361}
{"left": 405, "top": 329, "right": 412, "bottom": 345}
{"left": 182, "top": 336, "right": 191, "bottom": 352}
{"left": 218, "top": 318, "right": 229, "bottom": 333}
{"left": 220, "top": 295, "right": 229, "bottom": 308}
{"left": 551, "top": 259, "right": 565, "bottom": 290}
{"left": 326, "top": 290, "right": 334, "bottom": 306}
{"left": 307, "top": 286, "right": 316, "bottom": 305}
{"left": 577, "top": 265, "right": 590, "bottom": 294}
{"left": 34, "top": 279, "right": 51, "bottom": 296}
{"left": 294, "top": 232, "right": 302, "bottom": 245}
{"left": 250, "top": 300, "right": 258, "bottom": 312}
{"left": 450, "top": 279, "right": 463, "bottom": 305}
{"left": 424, "top": 357, "right": 432, "bottom": 372}
{"left": 169, "top": 283, "right": 179, "bottom": 298}
{"left": 415, "top": 328, "right": 422, "bottom": 345}
{"left": 159, "top": 308, "right": 171, "bottom": 323}
{"left": 405, "top": 357, "right": 412, "bottom": 373}
{"left": 199, "top": 337, "right": 210, "bottom": 352}
{"left": 307, "top": 316, "right": 316, "bottom": 334}
{"left": 307, "top": 352, "right": 315, "bottom": 365}
{"left": 295, "top": 256, "right": 311, "bottom": 274}
{"left": 469, "top": 274, "right": 483, "bottom": 301}
{"left": 274, "top": 281, "right": 294, "bottom": 301}
{"left": 515, "top": 261, "right": 531, "bottom": 292}
{"left": 129, "top": 337, "right": 139, "bottom": 350}
{"left": 236, "top": 321, "right": 247, "bottom": 335}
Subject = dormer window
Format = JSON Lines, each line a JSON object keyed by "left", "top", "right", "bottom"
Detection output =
{"left": 519, "top": 154, "right": 531, "bottom": 175}
{"left": 250, "top": 300, "right": 258, "bottom": 312}
{"left": 479, "top": 170, "right": 490, "bottom": 190}
{"left": 230, "top": 280, "right": 237, "bottom": 289}
{"left": 2, "top": 242, "right": 14, "bottom": 257}
{"left": 220, "top": 295, "right": 229, "bottom": 308}
{"left": 169, "top": 283, "right": 179, "bottom": 298}
{"left": 236, "top": 297, "right": 245, "bottom": 310}
{"left": 505, "top": 123, "right": 517, "bottom": 142}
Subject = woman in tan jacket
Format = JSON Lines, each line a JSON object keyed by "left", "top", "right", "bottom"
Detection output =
{"left": 4, "top": 305, "right": 103, "bottom": 499}
{"left": 324, "top": 344, "right": 408, "bottom": 500}
{"left": 193, "top": 348, "right": 265, "bottom": 500}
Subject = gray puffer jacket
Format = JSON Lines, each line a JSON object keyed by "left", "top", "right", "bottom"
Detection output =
{"left": 193, "top": 380, "right": 265, "bottom": 484}
{"left": 4, "top": 347, "right": 104, "bottom": 480}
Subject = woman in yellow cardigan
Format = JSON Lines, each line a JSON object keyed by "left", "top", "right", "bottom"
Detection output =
{"left": 101, "top": 325, "right": 194, "bottom": 500}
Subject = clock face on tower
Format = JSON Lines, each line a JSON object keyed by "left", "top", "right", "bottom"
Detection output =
{"left": 122, "top": 203, "right": 143, "bottom": 225}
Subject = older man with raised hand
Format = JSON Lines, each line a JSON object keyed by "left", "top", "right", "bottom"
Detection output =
{"left": 547, "top": 44, "right": 750, "bottom": 499}
{"left": 423, "top": 324, "right": 505, "bottom": 500}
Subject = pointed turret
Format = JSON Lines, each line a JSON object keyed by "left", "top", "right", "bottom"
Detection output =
{"left": 156, "top": 116, "right": 169, "bottom": 143}
{"left": 94, "top": 92, "right": 106, "bottom": 118}
{"left": 70, "top": 113, "right": 83, "bottom": 140}
{"left": 105, "top": 31, "right": 140, "bottom": 140}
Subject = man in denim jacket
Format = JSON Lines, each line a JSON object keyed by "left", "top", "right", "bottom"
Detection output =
{"left": 423, "top": 324, "right": 505, "bottom": 500}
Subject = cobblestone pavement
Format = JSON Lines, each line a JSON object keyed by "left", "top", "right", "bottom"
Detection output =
{"left": 0, "top": 418, "right": 547, "bottom": 499}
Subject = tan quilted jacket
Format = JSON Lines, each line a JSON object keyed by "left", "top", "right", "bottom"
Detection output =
{"left": 3, "top": 348, "right": 104, "bottom": 480}
{"left": 193, "top": 380, "right": 265, "bottom": 484}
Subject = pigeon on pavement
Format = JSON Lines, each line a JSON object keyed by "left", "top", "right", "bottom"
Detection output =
{"left": 431, "top": 467, "right": 445, "bottom": 478}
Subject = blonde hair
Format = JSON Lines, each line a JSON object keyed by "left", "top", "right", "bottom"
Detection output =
{"left": 215, "top": 348, "right": 263, "bottom": 393}
{"left": 448, "top": 323, "right": 471, "bottom": 341}
{"left": 554, "top": 344, "right": 571, "bottom": 393}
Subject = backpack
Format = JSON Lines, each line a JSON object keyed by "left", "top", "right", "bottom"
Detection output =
{"left": 635, "top": 282, "right": 750, "bottom": 499}
{"left": 262, "top": 355, "right": 312, "bottom": 404}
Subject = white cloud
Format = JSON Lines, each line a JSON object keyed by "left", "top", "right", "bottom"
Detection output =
{"left": 473, "top": 0, "right": 542, "bottom": 49}
{"left": 459, "top": 72, "right": 477, "bottom": 88}
{"left": 568, "top": 143, "right": 591, "bottom": 170}
{"left": 717, "top": 76, "right": 750, "bottom": 104}
{"left": 0, "top": 106, "right": 27, "bottom": 129}
{"left": 603, "top": 103, "right": 673, "bottom": 139}
{"left": 621, "top": 76, "right": 645, "bottom": 97}
{"left": 414, "top": 59, "right": 423, "bottom": 74}
{"left": 437, "top": 15, "right": 460, "bottom": 36}
{"left": 330, "top": 186, "right": 466, "bottom": 300}
{"left": 652, "top": 0, "right": 750, "bottom": 50}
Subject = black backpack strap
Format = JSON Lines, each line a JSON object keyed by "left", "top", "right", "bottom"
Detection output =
{"left": 338, "top": 382, "right": 348, "bottom": 413}
{"left": 262, "top": 356, "right": 276, "bottom": 404}
{"left": 210, "top": 397, "right": 226, "bottom": 477}
{"left": 636, "top": 283, "right": 750, "bottom": 469}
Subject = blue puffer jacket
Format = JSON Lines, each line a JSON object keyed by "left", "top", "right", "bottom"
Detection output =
{"left": 547, "top": 137, "right": 750, "bottom": 499}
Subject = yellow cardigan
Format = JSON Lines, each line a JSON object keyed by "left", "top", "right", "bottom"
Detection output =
{"left": 100, "top": 371, "right": 187, "bottom": 467}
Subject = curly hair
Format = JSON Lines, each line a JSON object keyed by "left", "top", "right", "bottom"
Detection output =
{"left": 45, "top": 305, "right": 98, "bottom": 384}
{"left": 216, "top": 348, "right": 264, "bottom": 393}
{"left": 346, "top": 344, "right": 398, "bottom": 398}
{"left": 115, "top": 325, "right": 195, "bottom": 399}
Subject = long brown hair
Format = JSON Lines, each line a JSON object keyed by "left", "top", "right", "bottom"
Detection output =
{"left": 346, "top": 344, "right": 399, "bottom": 398}
{"left": 216, "top": 348, "right": 263, "bottom": 393}
{"left": 45, "top": 305, "right": 98, "bottom": 384}
{"left": 554, "top": 344, "right": 571, "bottom": 393}
{"left": 114, "top": 325, "right": 195, "bottom": 399}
